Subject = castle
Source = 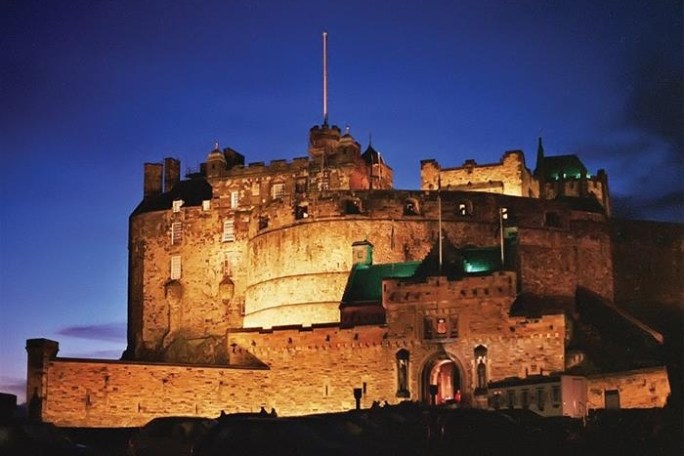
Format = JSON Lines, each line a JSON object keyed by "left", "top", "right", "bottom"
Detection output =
{"left": 26, "top": 118, "right": 680, "bottom": 427}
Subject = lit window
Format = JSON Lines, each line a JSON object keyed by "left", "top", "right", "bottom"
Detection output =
{"left": 172, "top": 200, "right": 184, "bottom": 213}
{"left": 457, "top": 201, "right": 472, "bottom": 216}
{"left": 271, "top": 183, "right": 284, "bottom": 200}
{"left": 202, "top": 200, "right": 211, "bottom": 211}
{"left": 170, "top": 255, "right": 181, "bottom": 280}
{"left": 222, "top": 219, "right": 235, "bottom": 242}
{"left": 171, "top": 222, "right": 182, "bottom": 245}
{"left": 230, "top": 191, "right": 239, "bottom": 209}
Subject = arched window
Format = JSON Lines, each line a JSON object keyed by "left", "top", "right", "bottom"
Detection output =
{"left": 396, "top": 349, "right": 410, "bottom": 398}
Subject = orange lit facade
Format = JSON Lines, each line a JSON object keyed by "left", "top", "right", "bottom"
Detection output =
{"left": 27, "top": 124, "right": 677, "bottom": 427}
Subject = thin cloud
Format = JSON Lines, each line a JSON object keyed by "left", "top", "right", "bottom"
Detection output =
{"left": 0, "top": 376, "right": 26, "bottom": 402}
{"left": 56, "top": 322, "right": 126, "bottom": 342}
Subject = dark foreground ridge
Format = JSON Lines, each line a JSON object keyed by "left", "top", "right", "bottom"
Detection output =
{"left": 2, "top": 401, "right": 682, "bottom": 455}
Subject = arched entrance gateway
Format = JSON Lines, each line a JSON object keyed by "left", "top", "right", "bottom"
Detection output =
{"left": 421, "top": 354, "right": 463, "bottom": 405}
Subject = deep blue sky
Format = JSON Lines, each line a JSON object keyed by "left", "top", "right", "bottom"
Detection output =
{"left": 1, "top": 0, "right": 682, "bottom": 402}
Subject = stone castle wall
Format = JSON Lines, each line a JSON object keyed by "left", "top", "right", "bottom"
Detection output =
{"left": 128, "top": 186, "right": 615, "bottom": 362}
{"left": 587, "top": 367, "right": 671, "bottom": 410}
{"left": 420, "top": 151, "right": 538, "bottom": 197}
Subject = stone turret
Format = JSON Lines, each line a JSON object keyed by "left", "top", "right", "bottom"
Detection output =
{"left": 308, "top": 124, "right": 341, "bottom": 160}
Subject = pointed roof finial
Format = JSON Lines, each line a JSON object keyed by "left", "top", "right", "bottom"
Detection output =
{"left": 368, "top": 132, "right": 372, "bottom": 147}
{"left": 344, "top": 124, "right": 351, "bottom": 135}
{"left": 214, "top": 140, "right": 220, "bottom": 151}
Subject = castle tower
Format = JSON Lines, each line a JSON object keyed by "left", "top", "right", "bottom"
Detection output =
{"left": 206, "top": 142, "right": 227, "bottom": 178}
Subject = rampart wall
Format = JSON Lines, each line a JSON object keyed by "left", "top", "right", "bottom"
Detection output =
{"left": 420, "top": 152, "right": 538, "bottom": 197}
{"left": 128, "top": 186, "right": 615, "bottom": 363}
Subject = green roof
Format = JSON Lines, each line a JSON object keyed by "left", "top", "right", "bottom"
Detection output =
{"left": 340, "top": 261, "right": 420, "bottom": 305}
{"left": 540, "top": 155, "right": 588, "bottom": 181}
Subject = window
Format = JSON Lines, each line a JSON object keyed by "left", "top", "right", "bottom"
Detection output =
{"left": 170, "top": 255, "right": 181, "bottom": 280}
{"left": 258, "top": 216, "right": 269, "bottom": 231}
{"left": 507, "top": 390, "right": 516, "bottom": 409}
{"left": 171, "top": 222, "right": 183, "bottom": 245}
{"left": 295, "top": 204, "right": 309, "bottom": 220}
{"left": 424, "top": 316, "right": 458, "bottom": 340}
{"left": 536, "top": 388, "right": 546, "bottom": 411}
{"left": 251, "top": 182, "right": 260, "bottom": 196}
{"left": 271, "top": 183, "right": 285, "bottom": 200}
{"left": 172, "top": 199, "right": 184, "bottom": 213}
{"left": 491, "top": 392, "right": 502, "bottom": 410}
{"left": 521, "top": 389, "right": 530, "bottom": 409}
{"left": 230, "top": 191, "right": 239, "bottom": 209}
{"left": 551, "top": 385, "right": 561, "bottom": 406}
{"left": 403, "top": 199, "right": 419, "bottom": 216}
{"left": 202, "top": 200, "right": 211, "bottom": 211}
{"left": 342, "top": 199, "right": 361, "bottom": 215}
{"left": 457, "top": 201, "right": 472, "bottom": 216}
{"left": 396, "top": 350, "right": 410, "bottom": 398}
{"left": 222, "top": 219, "right": 235, "bottom": 242}
{"left": 295, "top": 178, "right": 307, "bottom": 194}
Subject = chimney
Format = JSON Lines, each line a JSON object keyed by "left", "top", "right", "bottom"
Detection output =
{"left": 164, "top": 157, "right": 181, "bottom": 192}
{"left": 143, "top": 163, "right": 163, "bottom": 198}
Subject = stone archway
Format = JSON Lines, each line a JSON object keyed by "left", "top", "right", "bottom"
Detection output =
{"left": 421, "top": 353, "right": 463, "bottom": 405}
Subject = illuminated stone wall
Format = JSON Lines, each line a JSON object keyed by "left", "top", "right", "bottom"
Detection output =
{"left": 420, "top": 151, "right": 539, "bottom": 197}
{"left": 586, "top": 367, "right": 671, "bottom": 410}
{"left": 128, "top": 181, "right": 616, "bottom": 364}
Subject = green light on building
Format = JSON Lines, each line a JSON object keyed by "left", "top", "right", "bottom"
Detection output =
{"left": 464, "top": 259, "right": 493, "bottom": 273}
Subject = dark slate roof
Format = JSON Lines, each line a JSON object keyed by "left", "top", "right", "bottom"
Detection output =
{"left": 340, "top": 261, "right": 420, "bottom": 307}
{"left": 361, "top": 145, "right": 385, "bottom": 165}
{"left": 509, "top": 293, "right": 575, "bottom": 317}
{"left": 538, "top": 155, "right": 588, "bottom": 180}
{"left": 565, "top": 288, "right": 665, "bottom": 374}
{"left": 132, "top": 178, "right": 213, "bottom": 215}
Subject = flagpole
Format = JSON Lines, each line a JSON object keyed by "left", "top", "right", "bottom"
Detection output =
{"left": 438, "top": 178, "right": 442, "bottom": 274}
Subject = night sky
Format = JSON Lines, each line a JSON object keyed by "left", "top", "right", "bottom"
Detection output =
{"left": 1, "top": 0, "right": 681, "bottom": 403}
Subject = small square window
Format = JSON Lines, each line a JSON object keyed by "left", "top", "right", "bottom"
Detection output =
{"left": 172, "top": 200, "right": 184, "bottom": 213}
{"left": 202, "top": 200, "right": 211, "bottom": 211}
